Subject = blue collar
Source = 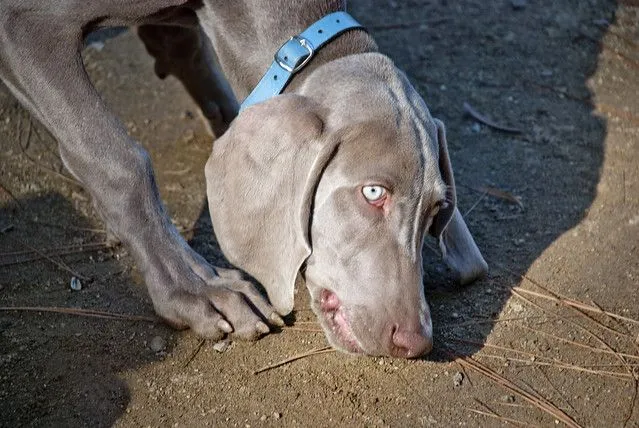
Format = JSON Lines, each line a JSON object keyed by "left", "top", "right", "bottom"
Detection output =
{"left": 239, "top": 11, "right": 365, "bottom": 111}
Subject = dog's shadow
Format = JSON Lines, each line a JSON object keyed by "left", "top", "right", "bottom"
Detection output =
{"left": 0, "top": 193, "right": 178, "bottom": 427}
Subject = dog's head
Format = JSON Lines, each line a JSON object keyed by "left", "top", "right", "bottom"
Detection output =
{"left": 205, "top": 54, "right": 487, "bottom": 358}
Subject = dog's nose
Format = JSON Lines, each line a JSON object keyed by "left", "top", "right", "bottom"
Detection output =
{"left": 390, "top": 325, "right": 433, "bottom": 358}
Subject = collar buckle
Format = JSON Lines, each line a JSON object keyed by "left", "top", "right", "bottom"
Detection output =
{"left": 274, "top": 36, "right": 315, "bottom": 73}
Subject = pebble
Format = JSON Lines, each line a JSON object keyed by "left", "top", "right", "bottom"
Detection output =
{"left": 213, "top": 340, "right": 230, "bottom": 353}
{"left": 70, "top": 276, "right": 82, "bottom": 291}
{"left": 471, "top": 122, "right": 481, "bottom": 133}
{"left": 510, "top": 302, "right": 524, "bottom": 313}
{"left": 501, "top": 394, "right": 516, "bottom": 403}
{"left": 510, "top": 0, "right": 527, "bottom": 10}
{"left": 149, "top": 335, "right": 167, "bottom": 353}
{"left": 182, "top": 129, "right": 195, "bottom": 143}
{"left": 453, "top": 371, "right": 464, "bottom": 387}
{"left": 87, "top": 41, "right": 105, "bottom": 51}
{"left": 272, "top": 412, "right": 281, "bottom": 419}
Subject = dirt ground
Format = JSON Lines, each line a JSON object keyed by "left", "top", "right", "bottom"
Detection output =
{"left": 1, "top": 0, "right": 638, "bottom": 426}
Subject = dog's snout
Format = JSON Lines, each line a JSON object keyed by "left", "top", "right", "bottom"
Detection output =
{"left": 389, "top": 324, "right": 433, "bottom": 358}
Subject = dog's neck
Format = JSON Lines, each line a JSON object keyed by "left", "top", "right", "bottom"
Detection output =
{"left": 195, "top": 1, "right": 378, "bottom": 101}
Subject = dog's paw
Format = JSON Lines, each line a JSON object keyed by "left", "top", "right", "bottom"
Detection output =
{"left": 145, "top": 248, "right": 283, "bottom": 341}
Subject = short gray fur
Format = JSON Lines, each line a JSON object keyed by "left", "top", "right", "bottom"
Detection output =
{"left": 0, "top": 0, "right": 487, "bottom": 358}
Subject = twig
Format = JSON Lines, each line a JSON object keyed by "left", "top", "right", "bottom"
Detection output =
{"left": 476, "top": 354, "right": 632, "bottom": 380}
{"left": 15, "top": 112, "right": 80, "bottom": 186}
{"left": 6, "top": 236, "right": 90, "bottom": 281}
{"left": 539, "top": 366, "right": 577, "bottom": 414}
{"left": 0, "top": 241, "right": 108, "bottom": 258}
{"left": 463, "top": 190, "right": 488, "bottom": 219}
{"left": 183, "top": 339, "right": 206, "bottom": 368}
{"left": 518, "top": 325, "right": 639, "bottom": 361}
{"left": 253, "top": 346, "right": 334, "bottom": 375}
{"left": 581, "top": 32, "right": 639, "bottom": 71}
{"left": 26, "top": 219, "right": 107, "bottom": 234}
{"left": 450, "top": 337, "right": 632, "bottom": 380}
{"left": 442, "top": 314, "right": 572, "bottom": 329}
{"left": 0, "top": 306, "right": 157, "bottom": 322}
{"left": 458, "top": 183, "right": 524, "bottom": 208}
{"left": 283, "top": 327, "right": 324, "bottom": 333}
{"left": 0, "top": 245, "right": 108, "bottom": 268}
{"left": 492, "top": 260, "right": 639, "bottom": 326}
{"left": 510, "top": 289, "right": 638, "bottom": 394}
{"left": 596, "top": 103, "right": 639, "bottom": 126}
{"left": 368, "top": 17, "right": 451, "bottom": 32}
{"left": 463, "top": 102, "right": 523, "bottom": 134}
{"left": 465, "top": 408, "right": 537, "bottom": 427}
{"left": 447, "top": 350, "right": 583, "bottom": 428}
{"left": 523, "top": 79, "right": 590, "bottom": 103}
{"left": 478, "top": 186, "right": 523, "bottom": 208}
{"left": 0, "top": 181, "right": 22, "bottom": 208}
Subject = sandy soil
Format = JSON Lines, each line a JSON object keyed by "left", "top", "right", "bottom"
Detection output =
{"left": 1, "top": 0, "right": 638, "bottom": 426}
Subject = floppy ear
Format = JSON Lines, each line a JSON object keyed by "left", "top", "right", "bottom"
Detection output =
{"left": 205, "top": 95, "right": 337, "bottom": 315}
{"left": 429, "top": 119, "right": 488, "bottom": 284}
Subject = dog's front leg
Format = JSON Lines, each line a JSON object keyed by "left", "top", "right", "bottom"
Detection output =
{"left": 0, "top": 21, "right": 280, "bottom": 340}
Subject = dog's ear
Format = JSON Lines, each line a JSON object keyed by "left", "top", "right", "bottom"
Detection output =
{"left": 429, "top": 119, "right": 488, "bottom": 284}
{"left": 205, "top": 95, "right": 337, "bottom": 315}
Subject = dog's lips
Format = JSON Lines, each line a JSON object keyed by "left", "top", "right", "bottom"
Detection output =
{"left": 316, "top": 289, "right": 364, "bottom": 354}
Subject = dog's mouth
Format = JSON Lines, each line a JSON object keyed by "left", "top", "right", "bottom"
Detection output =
{"left": 316, "top": 289, "right": 364, "bottom": 354}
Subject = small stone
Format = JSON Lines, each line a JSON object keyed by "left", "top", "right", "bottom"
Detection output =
{"left": 260, "top": 415, "right": 267, "bottom": 422}
{"left": 501, "top": 394, "right": 516, "bottom": 403}
{"left": 213, "top": 340, "right": 230, "bottom": 353}
{"left": 149, "top": 335, "right": 166, "bottom": 353}
{"left": 87, "top": 41, "right": 105, "bottom": 51}
{"left": 511, "top": 302, "right": 524, "bottom": 313}
{"left": 510, "top": 0, "right": 527, "bottom": 10}
{"left": 471, "top": 122, "right": 481, "bottom": 133}
{"left": 182, "top": 129, "right": 195, "bottom": 143}
{"left": 272, "top": 412, "right": 281, "bottom": 419}
{"left": 453, "top": 371, "right": 464, "bottom": 387}
{"left": 70, "top": 277, "right": 82, "bottom": 291}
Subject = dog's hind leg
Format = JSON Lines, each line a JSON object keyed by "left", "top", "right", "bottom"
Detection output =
{"left": 0, "top": 13, "right": 279, "bottom": 340}
{"left": 138, "top": 18, "right": 238, "bottom": 137}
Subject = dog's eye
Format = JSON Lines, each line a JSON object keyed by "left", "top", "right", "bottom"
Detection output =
{"left": 362, "top": 185, "right": 387, "bottom": 204}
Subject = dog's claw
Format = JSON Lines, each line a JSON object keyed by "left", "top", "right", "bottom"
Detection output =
{"left": 269, "top": 312, "right": 285, "bottom": 327}
{"left": 217, "top": 319, "right": 233, "bottom": 333}
{"left": 256, "top": 321, "right": 270, "bottom": 334}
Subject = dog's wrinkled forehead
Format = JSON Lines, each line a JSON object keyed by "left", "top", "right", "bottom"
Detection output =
{"left": 300, "top": 53, "right": 446, "bottom": 199}
{"left": 326, "top": 110, "right": 447, "bottom": 208}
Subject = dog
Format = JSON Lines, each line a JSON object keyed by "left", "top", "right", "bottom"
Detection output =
{"left": 0, "top": 0, "right": 487, "bottom": 358}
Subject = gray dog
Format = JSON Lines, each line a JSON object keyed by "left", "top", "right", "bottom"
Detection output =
{"left": 0, "top": 0, "right": 487, "bottom": 358}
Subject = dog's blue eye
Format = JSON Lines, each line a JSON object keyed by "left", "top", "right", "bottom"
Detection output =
{"left": 362, "top": 185, "right": 386, "bottom": 202}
